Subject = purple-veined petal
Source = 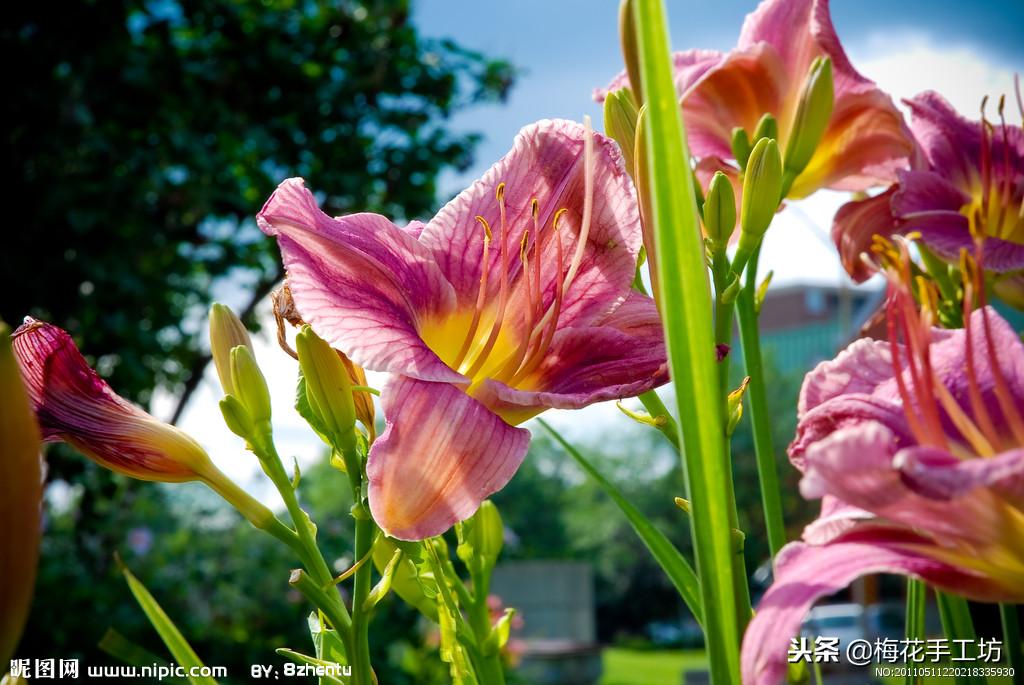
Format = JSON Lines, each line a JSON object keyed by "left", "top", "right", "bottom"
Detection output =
{"left": 743, "top": 535, "right": 1014, "bottom": 685}
{"left": 801, "top": 422, "right": 1008, "bottom": 546}
{"left": 905, "top": 91, "right": 984, "bottom": 189}
{"left": 789, "top": 394, "right": 911, "bottom": 469}
{"left": 801, "top": 495, "right": 874, "bottom": 545}
{"left": 366, "top": 376, "right": 530, "bottom": 540}
{"left": 258, "top": 178, "right": 463, "bottom": 382}
{"left": 417, "top": 119, "right": 642, "bottom": 333}
{"left": 798, "top": 337, "right": 897, "bottom": 417}
{"left": 896, "top": 446, "right": 1024, "bottom": 502}
{"left": 11, "top": 319, "right": 209, "bottom": 482}
{"left": 831, "top": 187, "right": 898, "bottom": 282}
{"left": 471, "top": 292, "right": 668, "bottom": 424}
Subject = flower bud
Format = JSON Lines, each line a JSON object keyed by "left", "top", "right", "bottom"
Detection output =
{"left": 703, "top": 171, "right": 737, "bottom": 247}
{"left": 783, "top": 56, "right": 834, "bottom": 183}
{"left": 752, "top": 112, "right": 778, "bottom": 145}
{"left": 12, "top": 318, "right": 217, "bottom": 483}
{"left": 603, "top": 88, "right": 639, "bottom": 181}
{"left": 734, "top": 137, "right": 783, "bottom": 272}
{"left": 230, "top": 345, "right": 272, "bottom": 425}
{"left": 295, "top": 325, "right": 357, "bottom": 452}
{"left": 219, "top": 394, "right": 254, "bottom": 440}
{"left": 0, "top": 322, "right": 42, "bottom": 664}
{"left": 731, "top": 127, "right": 752, "bottom": 169}
{"left": 461, "top": 500, "right": 504, "bottom": 571}
{"left": 619, "top": 0, "right": 643, "bottom": 104}
{"left": 209, "top": 303, "right": 253, "bottom": 397}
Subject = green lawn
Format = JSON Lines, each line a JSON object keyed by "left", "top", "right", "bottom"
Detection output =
{"left": 601, "top": 648, "right": 706, "bottom": 685}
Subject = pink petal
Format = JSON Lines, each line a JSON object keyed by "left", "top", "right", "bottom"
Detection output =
{"left": 418, "top": 119, "right": 642, "bottom": 332}
{"left": 743, "top": 536, "right": 1012, "bottom": 685}
{"left": 366, "top": 376, "right": 530, "bottom": 540}
{"left": 801, "top": 495, "right": 873, "bottom": 544}
{"left": 12, "top": 319, "right": 203, "bottom": 481}
{"left": 896, "top": 446, "right": 1024, "bottom": 502}
{"left": 905, "top": 91, "right": 985, "bottom": 189}
{"left": 798, "top": 337, "right": 897, "bottom": 417}
{"left": 593, "top": 49, "right": 722, "bottom": 104}
{"left": 258, "top": 178, "right": 463, "bottom": 382}
{"left": 831, "top": 187, "right": 898, "bottom": 281}
{"left": 471, "top": 292, "right": 668, "bottom": 424}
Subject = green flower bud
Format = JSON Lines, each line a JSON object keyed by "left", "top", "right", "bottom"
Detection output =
{"left": 734, "top": 137, "right": 783, "bottom": 273}
{"left": 229, "top": 345, "right": 272, "bottom": 424}
{"left": 783, "top": 56, "right": 834, "bottom": 183}
{"left": 752, "top": 112, "right": 778, "bottom": 145}
{"left": 295, "top": 325, "right": 357, "bottom": 452}
{"left": 219, "top": 394, "right": 254, "bottom": 440}
{"left": 603, "top": 88, "right": 639, "bottom": 181}
{"left": 619, "top": 0, "right": 643, "bottom": 104}
{"left": 731, "top": 127, "right": 752, "bottom": 169}
{"left": 209, "top": 303, "right": 252, "bottom": 397}
{"left": 470, "top": 500, "right": 504, "bottom": 569}
{"left": 703, "top": 171, "right": 737, "bottom": 246}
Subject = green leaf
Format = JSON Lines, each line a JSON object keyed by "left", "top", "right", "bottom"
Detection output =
{"left": 632, "top": 0, "right": 741, "bottom": 680}
{"left": 540, "top": 420, "right": 703, "bottom": 626}
{"left": 116, "top": 557, "right": 218, "bottom": 685}
{"left": 99, "top": 629, "right": 183, "bottom": 683}
{"left": 308, "top": 612, "right": 348, "bottom": 665}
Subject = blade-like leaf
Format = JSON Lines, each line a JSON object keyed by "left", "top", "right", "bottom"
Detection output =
{"left": 540, "top": 419, "right": 703, "bottom": 626}
{"left": 117, "top": 558, "right": 217, "bottom": 685}
{"left": 99, "top": 629, "right": 185, "bottom": 684}
{"left": 632, "top": 0, "right": 741, "bottom": 680}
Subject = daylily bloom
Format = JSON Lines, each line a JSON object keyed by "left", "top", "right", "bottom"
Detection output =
{"left": 597, "top": 0, "right": 912, "bottom": 199}
{"left": 833, "top": 90, "right": 1024, "bottom": 302}
{"left": 257, "top": 119, "right": 668, "bottom": 540}
{"left": 741, "top": 249, "right": 1024, "bottom": 684}
{"left": 11, "top": 319, "right": 279, "bottom": 530}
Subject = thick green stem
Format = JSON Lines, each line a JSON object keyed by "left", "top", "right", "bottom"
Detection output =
{"left": 905, "top": 579, "right": 926, "bottom": 685}
{"left": 289, "top": 569, "right": 354, "bottom": 660}
{"left": 735, "top": 248, "right": 787, "bottom": 556}
{"left": 936, "top": 591, "right": 981, "bottom": 685}
{"left": 350, "top": 511, "right": 376, "bottom": 685}
{"left": 999, "top": 604, "right": 1022, "bottom": 684}
{"left": 468, "top": 568, "right": 505, "bottom": 685}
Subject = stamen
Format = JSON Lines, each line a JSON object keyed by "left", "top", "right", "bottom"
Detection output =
{"left": 530, "top": 198, "right": 543, "bottom": 324}
{"left": 451, "top": 216, "right": 493, "bottom": 370}
{"left": 980, "top": 97, "right": 993, "bottom": 220}
{"left": 959, "top": 252, "right": 1003, "bottom": 449}
{"left": 462, "top": 184, "right": 511, "bottom": 379}
{"left": 562, "top": 115, "right": 596, "bottom": 296}
{"left": 979, "top": 305, "right": 1024, "bottom": 446}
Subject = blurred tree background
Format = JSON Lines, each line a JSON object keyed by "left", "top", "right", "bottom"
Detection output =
{"left": 2, "top": 0, "right": 512, "bottom": 678}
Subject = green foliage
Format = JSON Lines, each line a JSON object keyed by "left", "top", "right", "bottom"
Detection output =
{"left": 1, "top": 0, "right": 514, "bottom": 405}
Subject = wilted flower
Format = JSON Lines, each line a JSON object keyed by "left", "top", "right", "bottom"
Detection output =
{"left": 597, "top": 0, "right": 912, "bottom": 199}
{"left": 258, "top": 119, "right": 667, "bottom": 540}
{"left": 741, "top": 246, "right": 1024, "bottom": 684}
{"left": 833, "top": 90, "right": 1024, "bottom": 300}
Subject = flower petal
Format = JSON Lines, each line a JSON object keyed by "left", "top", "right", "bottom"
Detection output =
{"left": 743, "top": 536, "right": 1013, "bottom": 685}
{"left": 906, "top": 91, "right": 983, "bottom": 189}
{"left": 789, "top": 394, "right": 911, "bottom": 469}
{"left": 258, "top": 178, "right": 463, "bottom": 382}
{"left": 801, "top": 495, "right": 873, "bottom": 545}
{"left": 593, "top": 49, "right": 722, "bottom": 104}
{"left": 471, "top": 292, "right": 668, "bottom": 424}
{"left": 798, "top": 337, "right": 897, "bottom": 416}
{"left": 366, "top": 376, "right": 530, "bottom": 540}
{"left": 417, "top": 120, "right": 642, "bottom": 333}
{"left": 12, "top": 319, "right": 207, "bottom": 482}
{"left": 896, "top": 446, "right": 1024, "bottom": 502}
{"left": 831, "top": 187, "right": 898, "bottom": 281}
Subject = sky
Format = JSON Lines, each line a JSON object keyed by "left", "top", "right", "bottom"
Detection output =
{"left": 154, "top": 0, "right": 1023, "bottom": 502}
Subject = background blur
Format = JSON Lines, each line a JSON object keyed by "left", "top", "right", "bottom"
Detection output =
{"left": 3, "top": 0, "right": 1022, "bottom": 683}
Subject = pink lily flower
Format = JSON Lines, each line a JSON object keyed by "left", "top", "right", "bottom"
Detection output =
{"left": 12, "top": 318, "right": 219, "bottom": 483}
{"left": 741, "top": 250, "right": 1024, "bottom": 684}
{"left": 597, "top": 0, "right": 912, "bottom": 199}
{"left": 257, "top": 119, "right": 668, "bottom": 541}
{"left": 834, "top": 90, "right": 1024, "bottom": 298}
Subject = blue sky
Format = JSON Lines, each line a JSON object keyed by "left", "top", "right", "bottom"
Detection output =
{"left": 413, "top": 0, "right": 1023, "bottom": 192}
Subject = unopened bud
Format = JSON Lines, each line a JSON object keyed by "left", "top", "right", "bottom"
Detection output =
{"left": 783, "top": 56, "right": 834, "bottom": 186}
{"left": 703, "top": 171, "right": 737, "bottom": 246}
{"left": 230, "top": 345, "right": 271, "bottom": 425}
{"left": 731, "top": 127, "right": 752, "bottom": 169}
{"left": 295, "top": 326, "right": 357, "bottom": 452}
{"left": 469, "top": 500, "right": 504, "bottom": 570}
{"left": 734, "top": 137, "right": 783, "bottom": 273}
{"left": 604, "top": 89, "right": 640, "bottom": 181}
{"left": 752, "top": 112, "right": 778, "bottom": 145}
{"left": 219, "top": 394, "right": 254, "bottom": 440}
{"left": 619, "top": 0, "right": 643, "bottom": 104}
{"left": 209, "top": 303, "right": 253, "bottom": 397}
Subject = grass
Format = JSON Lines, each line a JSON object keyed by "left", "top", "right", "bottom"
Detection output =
{"left": 601, "top": 648, "right": 707, "bottom": 685}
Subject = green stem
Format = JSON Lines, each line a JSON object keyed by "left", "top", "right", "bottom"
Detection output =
{"left": 905, "top": 579, "right": 926, "bottom": 685}
{"left": 468, "top": 567, "right": 505, "bottom": 685}
{"left": 999, "top": 604, "right": 1022, "bottom": 684}
{"left": 633, "top": 0, "right": 740, "bottom": 678}
{"left": 637, "top": 389, "right": 680, "bottom": 449}
{"left": 350, "top": 511, "right": 376, "bottom": 685}
{"left": 735, "top": 247, "right": 787, "bottom": 556}
{"left": 936, "top": 591, "right": 981, "bottom": 685}
{"left": 289, "top": 569, "right": 355, "bottom": 660}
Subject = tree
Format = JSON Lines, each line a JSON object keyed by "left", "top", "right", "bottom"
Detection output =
{"left": 2, "top": 0, "right": 513, "bottom": 410}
